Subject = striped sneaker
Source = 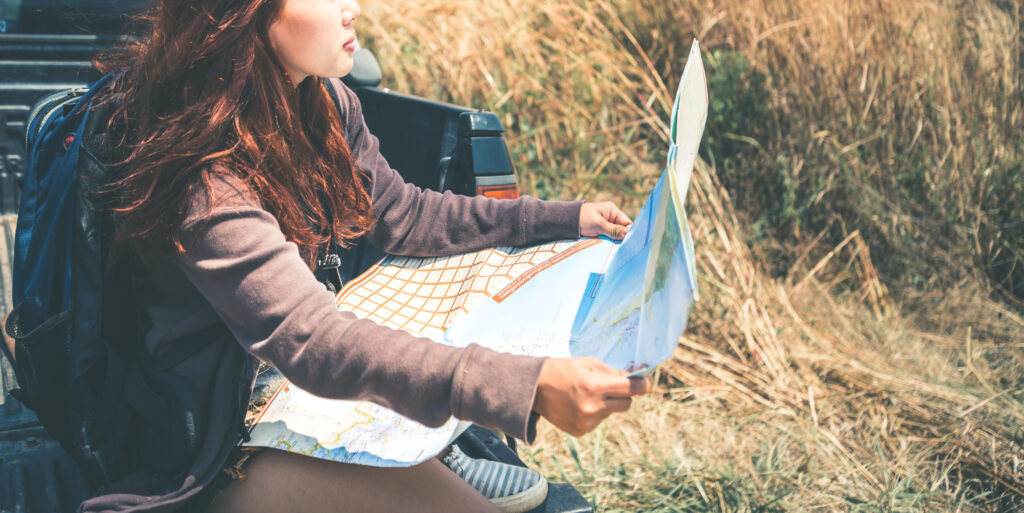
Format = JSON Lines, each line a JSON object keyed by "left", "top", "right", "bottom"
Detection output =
{"left": 441, "top": 444, "right": 548, "bottom": 513}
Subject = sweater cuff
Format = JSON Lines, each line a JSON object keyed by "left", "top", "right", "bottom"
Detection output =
{"left": 520, "top": 198, "right": 583, "bottom": 244}
{"left": 525, "top": 412, "right": 540, "bottom": 444}
{"left": 450, "top": 344, "right": 546, "bottom": 442}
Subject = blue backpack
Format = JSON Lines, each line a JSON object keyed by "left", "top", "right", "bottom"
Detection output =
{"left": 3, "top": 73, "right": 207, "bottom": 491}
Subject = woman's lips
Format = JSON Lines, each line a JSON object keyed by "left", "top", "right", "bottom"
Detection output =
{"left": 343, "top": 36, "right": 357, "bottom": 52}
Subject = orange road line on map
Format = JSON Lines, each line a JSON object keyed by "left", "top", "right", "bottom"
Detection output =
{"left": 335, "top": 259, "right": 389, "bottom": 303}
{"left": 324, "top": 403, "right": 375, "bottom": 445}
{"left": 248, "top": 382, "right": 376, "bottom": 446}
{"left": 347, "top": 289, "right": 486, "bottom": 305}
{"left": 493, "top": 238, "right": 603, "bottom": 303}
{"left": 374, "top": 266, "right": 411, "bottom": 326}
{"left": 337, "top": 242, "right": 575, "bottom": 323}
{"left": 342, "top": 246, "right": 565, "bottom": 298}
{"left": 247, "top": 380, "right": 290, "bottom": 431}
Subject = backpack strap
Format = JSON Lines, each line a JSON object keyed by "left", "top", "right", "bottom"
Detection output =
{"left": 322, "top": 77, "right": 350, "bottom": 139}
{"left": 314, "top": 77, "right": 352, "bottom": 292}
{"left": 323, "top": 78, "right": 344, "bottom": 114}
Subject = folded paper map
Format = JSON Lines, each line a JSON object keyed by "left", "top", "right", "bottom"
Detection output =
{"left": 244, "top": 40, "right": 708, "bottom": 466}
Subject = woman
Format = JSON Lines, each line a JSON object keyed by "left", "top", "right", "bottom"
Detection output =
{"left": 79, "top": 0, "right": 648, "bottom": 511}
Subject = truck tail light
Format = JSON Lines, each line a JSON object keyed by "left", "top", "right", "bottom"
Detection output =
{"left": 477, "top": 183, "right": 520, "bottom": 199}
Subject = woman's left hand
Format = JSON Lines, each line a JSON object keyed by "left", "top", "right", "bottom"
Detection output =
{"left": 580, "top": 202, "right": 632, "bottom": 240}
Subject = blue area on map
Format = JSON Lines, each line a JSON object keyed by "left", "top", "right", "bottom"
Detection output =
{"left": 568, "top": 173, "right": 696, "bottom": 372}
{"left": 311, "top": 446, "right": 408, "bottom": 467}
{"left": 444, "top": 166, "right": 697, "bottom": 375}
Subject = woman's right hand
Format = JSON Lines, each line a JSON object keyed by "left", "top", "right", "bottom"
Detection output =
{"left": 532, "top": 357, "right": 650, "bottom": 437}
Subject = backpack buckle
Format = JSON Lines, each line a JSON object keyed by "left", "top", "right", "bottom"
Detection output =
{"left": 316, "top": 253, "right": 341, "bottom": 269}
{"left": 315, "top": 253, "right": 344, "bottom": 293}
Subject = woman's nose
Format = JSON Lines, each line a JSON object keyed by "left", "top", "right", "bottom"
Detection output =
{"left": 342, "top": 1, "right": 361, "bottom": 26}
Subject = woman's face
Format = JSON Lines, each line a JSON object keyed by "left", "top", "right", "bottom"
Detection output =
{"left": 268, "top": 0, "right": 361, "bottom": 85}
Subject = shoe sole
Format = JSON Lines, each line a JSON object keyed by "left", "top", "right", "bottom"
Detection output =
{"left": 490, "top": 477, "right": 548, "bottom": 513}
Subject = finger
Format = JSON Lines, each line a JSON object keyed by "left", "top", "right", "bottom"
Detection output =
{"left": 607, "top": 205, "right": 632, "bottom": 226}
{"left": 602, "top": 397, "right": 632, "bottom": 413}
{"left": 595, "top": 203, "right": 629, "bottom": 225}
{"left": 600, "top": 219, "right": 628, "bottom": 240}
{"left": 629, "top": 376, "right": 651, "bottom": 395}
{"left": 602, "top": 375, "right": 651, "bottom": 397}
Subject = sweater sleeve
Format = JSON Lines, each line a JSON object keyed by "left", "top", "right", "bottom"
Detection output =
{"left": 174, "top": 174, "right": 544, "bottom": 441}
{"left": 332, "top": 79, "right": 583, "bottom": 257}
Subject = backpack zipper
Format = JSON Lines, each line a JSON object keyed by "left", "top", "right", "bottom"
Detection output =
{"left": 25, "top": 87, "right": 90, "bottom": 150}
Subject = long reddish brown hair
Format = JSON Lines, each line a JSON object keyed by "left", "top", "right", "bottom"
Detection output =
{"left": 96, "top": 0, "right": 373, "bottom": 265}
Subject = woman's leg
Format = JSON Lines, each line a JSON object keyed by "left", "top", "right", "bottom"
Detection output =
{"left": 207, "top": 448, "right": 501, "bottom": 513}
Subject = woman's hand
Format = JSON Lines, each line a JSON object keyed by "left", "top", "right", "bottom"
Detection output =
{"left": 533, "top": 357, "right": 650, "bottom": 437}
{"left": 579, "top": 202, "right": 632, "bottom": 240}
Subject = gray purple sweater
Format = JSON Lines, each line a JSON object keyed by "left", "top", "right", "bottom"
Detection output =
{"left": 78, "top": 80, "right": 582, "bottom": 512}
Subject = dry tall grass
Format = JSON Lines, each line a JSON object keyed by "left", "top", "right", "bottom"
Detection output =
{"left": 360, "top": 0, "right": 1023, "bottom": 510}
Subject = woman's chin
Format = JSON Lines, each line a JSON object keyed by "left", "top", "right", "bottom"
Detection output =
{"left": 328, "top": 62, "right": 355, "bottom": 80}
